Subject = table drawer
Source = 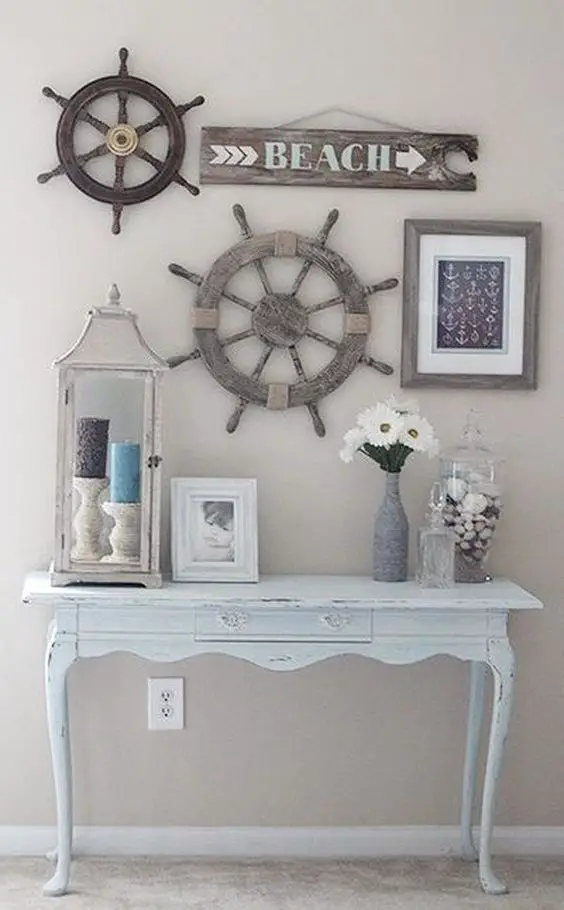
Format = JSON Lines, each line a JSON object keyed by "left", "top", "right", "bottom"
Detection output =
{"left": 77, "top": 607, "right": 195, "bottom": 636}
{"left": 195, "top": 606, "right": 371, "bottom": 641}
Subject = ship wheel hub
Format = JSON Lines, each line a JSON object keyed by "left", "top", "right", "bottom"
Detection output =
{"left": 251, "top": 293, "right": 307, "bottom": 347}
{"left": 105, "top": 123, "right": 139, "bottom": 156}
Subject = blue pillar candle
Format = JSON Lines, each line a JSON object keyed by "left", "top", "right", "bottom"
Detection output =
{"left": 74, "top": 417, "right": 109, "bottom": 478}
{"left": 109, "top": 442, "right": 141, "bottom": 503}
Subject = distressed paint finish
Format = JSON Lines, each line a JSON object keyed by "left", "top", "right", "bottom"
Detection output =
{"left": 479, "top": 639, "right": 516, "bottom": 895}
{"left": 200, "top": 127, "right": 478, "bottom": 190}
{"left": 44, "top": 623, "right": 77, "bottom": 897}
{"left": 168, "top": 205, "right": 397, "bottom": 436}
{"left": 461, "top": 661, "right": 487, "bottom": 861}
{"left": 23, "top": 572, "right": 542, "bottom": 897}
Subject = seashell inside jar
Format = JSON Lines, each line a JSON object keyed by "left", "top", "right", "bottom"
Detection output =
{"left": 440, "top": 412, "right": 504, "bottom": 583}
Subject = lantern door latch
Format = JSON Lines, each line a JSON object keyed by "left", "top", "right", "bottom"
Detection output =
{"left": 147, "top": 455, "right": 163, "bottom": 469}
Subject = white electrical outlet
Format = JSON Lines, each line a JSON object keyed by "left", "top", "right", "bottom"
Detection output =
{"left": 147, "top": 677, "right": 184, "bottom": 730}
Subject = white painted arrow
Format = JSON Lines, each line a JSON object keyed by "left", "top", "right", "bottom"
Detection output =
{"left": 225, "top": 145, "right": 244, "bottom": 165}
{"left": 209, "top": 144, "right": 259, "bottom": 166}
{"left": 239, "top": 145, "right": 258, "bottom": 166}
{"left": 209, "top": 145, "right": 230, "bottom": 165}
{"left": 395, "top": 146, "right": 426, "bottom": 175}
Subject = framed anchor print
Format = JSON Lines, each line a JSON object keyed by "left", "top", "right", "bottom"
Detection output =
{"left": 401, "top": 220, "right": 541, "bottom": 389}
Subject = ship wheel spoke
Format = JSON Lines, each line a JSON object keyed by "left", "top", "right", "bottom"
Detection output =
{"left": 365, "top": 278, "right": 399, "bottom": 295}
{"left": 290, "top": 208, "right": 339, "bottom": 295}
{"left": 220, "top": 289, "right": 257, "bottom": 312}
{"left": 116, "top": 49, "right": 130, "bottom": 123}
{"left": 221, "top": 329, "right": 255, "bottom": 347}
{"left": 42, "top": 87, "right": 111, "bottom": 136}
{"left": 167, "top": 349, "right": 201, "bottom": 368}
{"left": 117, "top": 89, "right": 129, "bottom": 124}
{"left": 233, "top": 204, "right": 273, "bottom": 295}
{"left": 37, "top": 163, "right": 66, "bottom": 183}
{"left": 136, "top": 96, "right": 205, "bottom": 137}
{"left": 307, "top": 293, "right": 344, "bottom": 314}
{"left": 135, "top": 112, "right": 165, "bottom": 137}
{"left": 305, "top": 329, "right": 392, "bottom": 375}
{"left": 304, "top": 328, "right": 340, "bottom": 351}
{"left": 172, "top": 172, "right": 200, "bottom": 196}
{"left": 38, "top": 141, "right": 111, "bottom": 185}
{"left": 114, "top": 156, "right": 126, "bottom": 191}
{"left": 168, "top": 264, "right": 256, "bottom": 312}
{"left": 133, "top": 146, "right": 163, "bottom": 171}
{"left": 288, "top": 345, "right": 307, "bottom": 380}
{"left": 360, "top": 354, "right": 394, "bottom": 375}
{"left": 41, "top": 87, "right": 69, "bottom": 110}
{"left": 111, "top": 157, "right": 126, "bottom": 234}
{"left": 83, "top": 143, "right": 110, "bottom": 163}
{"left": 253, "top": 258, "right": 273, "bottom": 296}
{"left": 226, "top": 346, "right": 274, "bottom": 433}
{"left": 118, "top": 46, "right": 129, "bottom": 77}
{"left": 288, "top": 346, "right": 325, "bottom": 436}
{"left": 79, "top": 108, "right": 112, "bottom": 136}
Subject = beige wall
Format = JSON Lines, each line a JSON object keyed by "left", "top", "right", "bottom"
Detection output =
{"left": 1, "top": 0, "right": 563, "bottom": 828}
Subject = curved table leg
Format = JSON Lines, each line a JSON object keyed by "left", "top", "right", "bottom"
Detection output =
{"left": 44, "top": 623, "right": 77, "bottom": 897}
{"left": 461, "top": 660, "right": 487, "bottom": 861}
{"left": 478, "top": 639, "right": 515, "bottom": 895}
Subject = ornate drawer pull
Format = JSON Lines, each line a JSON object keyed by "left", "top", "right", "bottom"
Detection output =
{"left": 320, "top": 610, "right": 350, "bottom": 631}
{"left": 217, "top": 610, "right": 250, "bottom": 632}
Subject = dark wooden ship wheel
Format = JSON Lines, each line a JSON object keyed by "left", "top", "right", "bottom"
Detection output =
{"left": 38, "top": 48, "right": 204, "bottom": 233}
{"left": 168, "top": 205, "right": 398, "bottom": 436}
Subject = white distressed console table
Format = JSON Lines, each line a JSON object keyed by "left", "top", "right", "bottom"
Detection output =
{"left": 23, "top": 571, "right": 542, "bottom": 897}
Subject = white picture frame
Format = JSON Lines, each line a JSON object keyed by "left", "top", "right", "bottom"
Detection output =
{"left": 171, "top": 478, "right": 258, "bottom": 582}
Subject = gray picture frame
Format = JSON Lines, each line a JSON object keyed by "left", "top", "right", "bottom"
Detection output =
{"left": 401, "top": 220, "right": 541, "bottom": 389}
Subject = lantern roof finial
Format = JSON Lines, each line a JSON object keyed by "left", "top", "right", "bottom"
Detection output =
{"left": 107, "top": 284, "right": 121, "bottom": 307}
{"left": 52, "top": 284, "right": 168, "bottom": 370}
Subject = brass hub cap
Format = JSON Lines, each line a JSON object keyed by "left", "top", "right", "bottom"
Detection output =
{"left": 105, "top": 123, "right": 139, "bottom": 156}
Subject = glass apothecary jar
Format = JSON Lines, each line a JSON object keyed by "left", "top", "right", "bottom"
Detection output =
{"left": 440, "top": 412, "right": 504, "bottom": 583}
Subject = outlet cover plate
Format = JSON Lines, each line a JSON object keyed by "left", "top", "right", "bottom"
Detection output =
{"left": 147, "top": 677, "right": 184, "bottom": 731}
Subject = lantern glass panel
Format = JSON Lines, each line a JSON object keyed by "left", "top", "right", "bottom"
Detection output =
{"left": 69, "top": 371, "right": 149, "bottom": 570}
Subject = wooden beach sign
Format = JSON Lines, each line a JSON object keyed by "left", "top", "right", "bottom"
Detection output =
{"left": 200, "top": 127, "right": 478, "bottom": 191}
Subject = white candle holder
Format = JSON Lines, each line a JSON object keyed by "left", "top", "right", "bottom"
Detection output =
{"left": 102, "top": 502, "right": 141, "bottom": 564}
{"left": 71, "top": 477, "right": 109, "bottom": 562}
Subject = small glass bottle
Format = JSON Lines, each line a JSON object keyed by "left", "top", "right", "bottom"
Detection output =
{"left": 416, "top": 482, "right": 455, "bottom": 588}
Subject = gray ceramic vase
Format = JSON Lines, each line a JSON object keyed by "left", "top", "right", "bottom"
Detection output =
{"left": 372, "top": 471, "right": 408, "bottom": 582}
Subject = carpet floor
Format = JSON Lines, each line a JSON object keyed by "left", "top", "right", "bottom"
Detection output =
{"left": 0, "top": 856, "right": 563, "bottom": 909}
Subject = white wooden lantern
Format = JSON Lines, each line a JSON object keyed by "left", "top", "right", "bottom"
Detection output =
{"left": 51, "top": 285, "right": 168, "bottom": 587}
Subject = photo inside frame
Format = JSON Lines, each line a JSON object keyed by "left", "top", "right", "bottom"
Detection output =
{"left": 190, "top": 497, "right": 237, "bottom": 564}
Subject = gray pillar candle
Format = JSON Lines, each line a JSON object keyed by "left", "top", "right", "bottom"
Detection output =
{"left": 74, "top": 417, "right": 110, "bottom": 478}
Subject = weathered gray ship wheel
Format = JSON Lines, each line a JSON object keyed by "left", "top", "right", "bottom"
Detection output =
{"left": 168, "top": 205, "right": 398, "bottom": 435}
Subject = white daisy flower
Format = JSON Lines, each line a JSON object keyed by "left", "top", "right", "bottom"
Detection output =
{"left": 338, "top": 426, "right": 367, "bottom": 463}
{"left": 357, "top": 403, "right": 403, "bottom": 447}
{"left": 398, "top": 413, "right": 437, "bottom": 454}
{"left": 340, "top": 398, "right": 437, "bottom": 473}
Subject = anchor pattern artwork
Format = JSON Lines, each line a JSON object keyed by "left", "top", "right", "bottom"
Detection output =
{"left": 436, "top": 259, "right": 506, "bottom": 351}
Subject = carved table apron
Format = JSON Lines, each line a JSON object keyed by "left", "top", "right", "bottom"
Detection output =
{"left": 22, "top": 572, "right": 542, "bottom": 897}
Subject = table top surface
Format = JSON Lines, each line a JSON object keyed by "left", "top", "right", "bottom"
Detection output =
{"left": 22, "top": 571, "right": 543, "bottom": 611}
